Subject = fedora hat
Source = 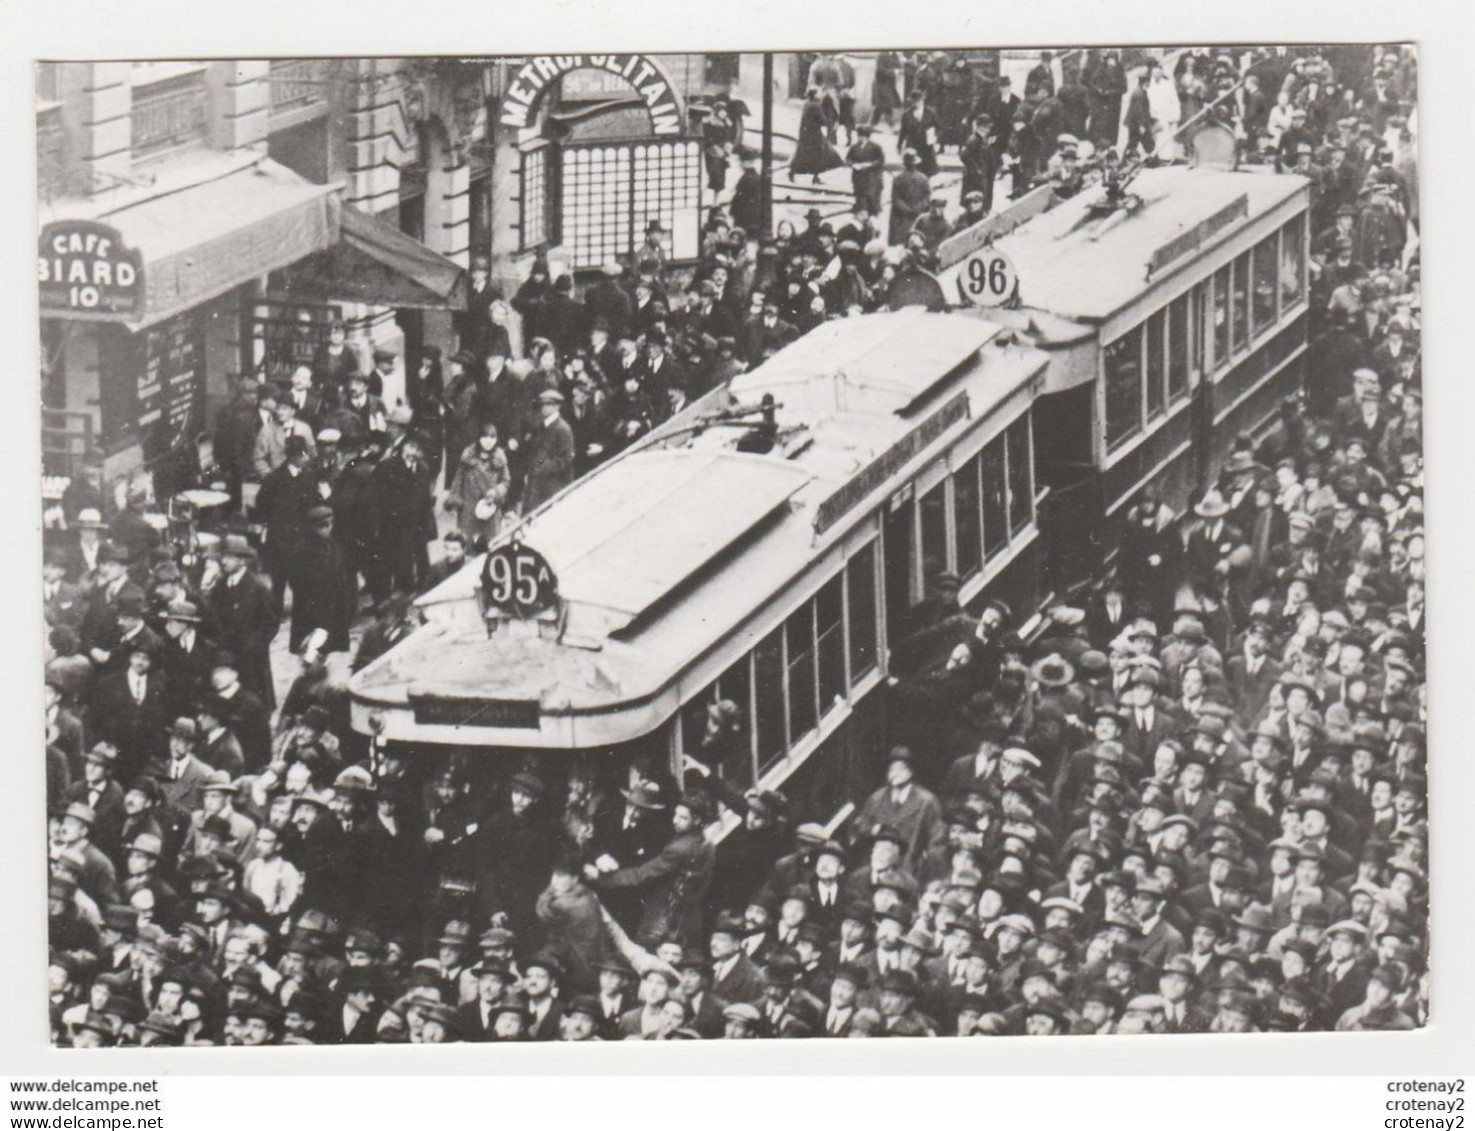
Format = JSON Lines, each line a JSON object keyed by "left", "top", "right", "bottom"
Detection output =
{"left": 1030, "top": 653, "right": 1075, "bottom": 688}
{"left": 1194, "top": 490, "right": 1231, "bottom": 519}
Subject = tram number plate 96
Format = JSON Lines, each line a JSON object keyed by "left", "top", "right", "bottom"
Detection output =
{"left": 958, "top": 247, "right": 1018, "bottom": 308}
{"left": 483, "top": 543, "right": 560, "bottom": 617}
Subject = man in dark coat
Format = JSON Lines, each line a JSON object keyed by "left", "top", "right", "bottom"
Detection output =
{"left": 212, "top": 377, "right": 263, "bottom": 513}
{"left": 473, "top": 772, "right": 565, "bottom": 950}
{"left": 845, "top": 125, "right": 886, "bottom": 217}
{"left": 88, "top": 643, "right": 169, "bottom": 784}
{"left": 592, "top": 795, "right": 715, "bottom": 951}
{"left": 889, "top": 150, "right": 932, "bottom": 245}
{"left": 370, "top": 432, "right": 436, "bottom": 601}
{"left": 729, "top": 152, "right": 765, "bottom": 239}
{"left": 522, "top": 390, "right": 576, "bottom": 513}
{"left": 287, "top": 506, "right": 355, "bottom": 654}
{"left": 583, "top": 265, "right": 634, "bottom": 341}
{"left": 199, "top": 660, "right": 273, "bottom": 774}
{"left": 158, "top": 598, "right": 220, "bottom": 721}
{"left": 959, "top": 117, "right": 1000, "bottom": 215}
{"left": 253, "top": 435, "right": 321, "bottom": 612}
{"left": 203, "top": 536, "right": 279, "bottom": 709}
{"left": 543, "top": 275, "right": 587, "bottom": 359}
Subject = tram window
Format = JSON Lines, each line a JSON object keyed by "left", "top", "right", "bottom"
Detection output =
{"left": 816, "top": 573, "right": 846, "bottom": 715}
{"left": 1211, "top": 266, "right": 1230, "bottom": 371}
{"left": 754, "top": 627, "right": 787, "bottom": 772}
{"left": 785, "top": 603, "right": 818, "bottom": 744}
{"left": 1146, "top": 309, "right": 1166, "bottom": 419}
{"left": 980, "top": 437, "right": 1007, "bottom": 560}
{"left": 919, "top": 480, "right": 949, "bottom": 585}
{"left": 1252, "top": 236, "right": 1278, "bottom": 336}
{"left": 1104, "top": 327, "right": 1143, "bottom": 451}
{"left": 1006, "top": 416, "right": 1032, "bottom": 534}
{"left": 846, "top": 544, "right": 878, "bottom": 685}
{"left": 1167, "top": 294, "right": 1189, "bottom": 402}
{"left": 1231, "top": 252, "right": 1249, "bottom": 354}
{"left": 681, "top": 660, "right": 754, "bottom": 788}
{"left": 1280, "top": 215, "right": 1306, "bottom": 309}
{"left": 953, "top": 452, "right": 983, "bottom": 579}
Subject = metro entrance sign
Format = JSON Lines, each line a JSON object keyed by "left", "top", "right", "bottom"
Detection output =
{"left": 38, "top": 220, "right": 144, "bottom": 319}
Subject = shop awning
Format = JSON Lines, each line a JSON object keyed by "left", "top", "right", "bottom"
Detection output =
{"left": 84, "top": 159, "right": 339, "bottom": 330}
{"left": 272, "top": 203, "right": 469, "bottom": 312}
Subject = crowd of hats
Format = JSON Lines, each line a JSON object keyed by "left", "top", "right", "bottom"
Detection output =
{"left": 43, "top": 43, "right": 1424, "bottom": 1046}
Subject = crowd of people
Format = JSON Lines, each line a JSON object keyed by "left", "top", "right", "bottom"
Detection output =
{"left": 779, "top": 45, "right": 1418, "bottom": 283}
{"left": 42, "top": 43, "right": 1425, "bottom": 1046}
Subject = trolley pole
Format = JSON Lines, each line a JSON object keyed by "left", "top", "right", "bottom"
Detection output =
{"left": 761, "top": 52, "right": 774, "bottom": 240}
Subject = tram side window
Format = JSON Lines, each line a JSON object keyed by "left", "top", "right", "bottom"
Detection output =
{"left": 1146, "top": 309, "right": 1166, "bottom": 419}
{"left": 1167, "top": 294, "right": 1190, "bottom": 402}
{"left": 1280, "top": 214, "right": 1306, "bottom": 309}
{"left": 1252, "top": 235, "right": 1278, "bottom": 337}
{"left": 919, "top": 479, "right": 949, "bottom": 585}
{"left": 1231, "top": 252, "right": 1249, "bottom": 354}
{"left": 846, "top": 544, "right": 878, "bottom": 686}
{"left": 1104, "top": 327, "right": 1143, "bottom": 451}
{"left": 785, "top": 603, "right": 818, "bottom": 745}
{"left": 754, "top": 627, "right": 787, "bottom": 773}
{"left": 1006, "top": 416, "right": 1033, "bottom": 534}
{"left": 816, "top": 573, "right": 846, "bottom": 716}
{"left": 1211, "top": 266, "right": 1230, "bottom": 371}
{"left": 681, "top": 660, "right": 755, "bottom": 788}
{"left": 953, "top": 452, "right": 983, "bottom": 579}
{"left": 980, "top": 436, "right": 1007, "bottom": 560}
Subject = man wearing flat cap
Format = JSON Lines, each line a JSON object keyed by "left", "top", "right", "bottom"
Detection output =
{"left": 521, "top": 388, "right": 576, "bottom": 514}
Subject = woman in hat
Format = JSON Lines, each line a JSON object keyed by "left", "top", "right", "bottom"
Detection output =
{"left": 790, "top": 88, "right": 845, "bottom": 183}
{"left": 445, "top": 418, "right": 510, "bottom": 551}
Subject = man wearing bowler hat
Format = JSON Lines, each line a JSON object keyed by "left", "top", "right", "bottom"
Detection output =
{"left": 285, "top": 504, "right": 353, "bottom": 654}
{"left": 854, "top": 747, "right": 942, "bottom": 876}
{"left": 204, "top": 535, "right": 279, "bottom": 709}
{"left": 474, "top": 770, "right": 562, "bottom": 947}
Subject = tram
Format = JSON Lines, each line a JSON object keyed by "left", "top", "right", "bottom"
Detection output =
{"left": 350, "top": 308, "right": 1050, "bottom": 833}
{"left": 935, "top": 162, "right": 1311, "bottom": 585}
{"left": 348, "top": 160, "right": 1313, "bottom": 841}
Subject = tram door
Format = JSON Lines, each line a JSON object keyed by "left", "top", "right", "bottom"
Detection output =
{"left": 882, "top": 487, "right": 917, "bottom": 664}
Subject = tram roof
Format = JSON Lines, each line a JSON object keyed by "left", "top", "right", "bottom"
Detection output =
{"left": 992, "top": 165, "right": 1309, "bottom": 323}
{"left": 350, "top": 310, "right": 1049, "bottom": 726}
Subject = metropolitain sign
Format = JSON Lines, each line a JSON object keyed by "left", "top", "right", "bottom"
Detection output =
{"left": 499, "top": 54, "right": 683, "bottom": 137}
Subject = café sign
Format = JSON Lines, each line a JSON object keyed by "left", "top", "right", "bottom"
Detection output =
{"left": 38, "top": 220, "right": 144, "bottom": 319}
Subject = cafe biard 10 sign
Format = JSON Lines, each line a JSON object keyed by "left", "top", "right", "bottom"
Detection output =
{"left": 38, "top": 220, "right": 144, "bottom": 319}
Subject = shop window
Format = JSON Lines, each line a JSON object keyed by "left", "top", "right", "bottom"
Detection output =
{"left": 1006, "top": 415, "right": 1033, "bottom": 534}
{"left": 816, "top": 573, "right": 847, "bottom": 715}
{"left": 846, "top": 544, "right": 878, "bottom": 685}
{"left": 1231, "top": 252, "right": 1249, "bottom": 354}
{"left": 919, "top": 479, "right": 949, "bottom": 587}
{"left": 519, "top": 143, "right": 552, "bottom": 251}
{"left": 981, "top": 436, "right": 1007, "bottom": 561}
{"left": 1252, "top": 236, "right": 1278, "bottom": 337}
{"left": 1146, "top": 309, "right": 1166, "bottom": 419}
{"left": 561, "top": 144, "right": 631, "bottom": 269}
{"left": 632, "top": 140, "right": 702, "bottom": 261}
{"left": 785, "top": 603, "right": 818, "bottom": 745}
{"left": 1104, "top": 326, "right": 1143, "bottom": 451}
{"left": 953, "top": 452, "right": 983, "bottom": 579}
{"left": 1168, "top": 293, "right": 1190, "bottom": 402}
